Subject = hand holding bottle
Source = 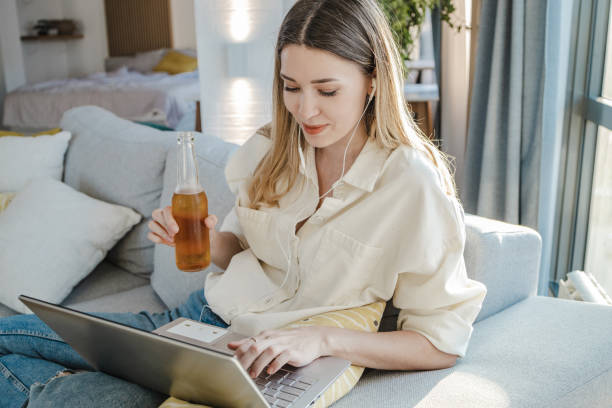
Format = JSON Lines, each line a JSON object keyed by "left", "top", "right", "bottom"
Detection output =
{"left": 147, "top": 206, "right": 218, "bottom": 247}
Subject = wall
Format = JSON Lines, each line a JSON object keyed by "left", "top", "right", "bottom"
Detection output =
{"left": 440, "top": 0, "right": 472, "bottom": 196}
{"left": 170, "top": 0, "right": 196, "bottom": 49}
{"left": 0, "top": 0, "right": 27, "bottom": 125}
{"left": 62, "top": 0, "right": 108, "bottom": 77}
{"left": 195, "top": 0, "right": 294, "bottom": 144}
{"left": 14, "top": 0, "right": 108, "bottom": 83}
{"left": 18, "top": 0, "right": 70, "bottom": 83}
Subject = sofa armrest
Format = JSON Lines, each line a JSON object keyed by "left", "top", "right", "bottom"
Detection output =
{"left": 381, "top": 214, "right": 542, "bottom": 331}
{"left": 464, "top": 214, "right": 542, "bottom": 322}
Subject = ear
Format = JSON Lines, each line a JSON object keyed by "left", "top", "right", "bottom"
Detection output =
{"left": 369, "top": 70, "right": 377, "bottom": 95}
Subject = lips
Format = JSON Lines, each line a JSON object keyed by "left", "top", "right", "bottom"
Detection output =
{"left": 302, "top": 124, "right": 328, "bottom": 135}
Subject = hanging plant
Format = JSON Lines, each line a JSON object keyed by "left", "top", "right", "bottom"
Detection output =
{"left": 378, "top": 0, "right": 467, "bottom": 61}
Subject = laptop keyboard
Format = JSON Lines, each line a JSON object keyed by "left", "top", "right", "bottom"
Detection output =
{"left": 254, "top": 366, "right": 316, "bottom": 407}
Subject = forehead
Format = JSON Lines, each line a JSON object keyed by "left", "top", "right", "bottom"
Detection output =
{"left": 280, "top": 45, "right": 362, "bottom": 81}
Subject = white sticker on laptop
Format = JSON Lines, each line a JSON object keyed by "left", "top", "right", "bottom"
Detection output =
{"left": 167, "top": 320, "right": 228, "bottom": 343}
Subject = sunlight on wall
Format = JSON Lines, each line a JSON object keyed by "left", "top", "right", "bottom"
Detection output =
{"left": 196, "top": 0, "right": 285, "bottom": 145}
{"left": 229, "top": 0, "right": 251, "bottom": 42}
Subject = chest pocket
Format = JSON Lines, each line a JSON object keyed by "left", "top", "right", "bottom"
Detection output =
{"left": 235, "top": 205, "right": 289, "bottom": 270}
{"left": 309, "top": 227, "right": 384, "bottom": 305}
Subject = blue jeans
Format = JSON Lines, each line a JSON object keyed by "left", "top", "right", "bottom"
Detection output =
{"left": 0, "top": 289, "right": 228, "bottom": 408}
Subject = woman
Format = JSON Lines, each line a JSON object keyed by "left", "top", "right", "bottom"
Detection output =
{"left": 0, "top": 0, "right": 486, "bottom": 406}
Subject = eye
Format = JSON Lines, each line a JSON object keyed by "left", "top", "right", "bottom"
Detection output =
{"left": 284, "top": 86, "right": 299, "bottom": 92}
{"left": 319, "top": 90, "right": 337, "bottom": 97}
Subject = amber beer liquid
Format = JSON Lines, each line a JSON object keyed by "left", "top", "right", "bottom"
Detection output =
{"left": 172, "top": 190, "right": 210, "bottom": 271}
{"left": 172, "top": 132, "right": 210, "bottom": 272}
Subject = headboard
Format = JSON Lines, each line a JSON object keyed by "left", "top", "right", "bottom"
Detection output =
{"left": 104, "top": 0, "right": 172, "bottom": 56}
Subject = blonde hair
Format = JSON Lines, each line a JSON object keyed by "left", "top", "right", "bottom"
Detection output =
{"left": 248, "top": 0, "right": 457, "bottom": 209}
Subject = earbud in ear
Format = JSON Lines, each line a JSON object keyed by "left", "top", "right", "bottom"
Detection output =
{"left": 368, "top": 79, "right": 376, "bottom": 101}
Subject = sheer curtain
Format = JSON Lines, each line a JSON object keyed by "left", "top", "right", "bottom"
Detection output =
{"left": 462, "top": 0, "right": 575, "bottom": 295}
{"left": 462, "top": 0, "right": 548, "bottom": 229}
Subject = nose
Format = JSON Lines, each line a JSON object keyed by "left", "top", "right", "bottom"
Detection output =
{"left": 297, "top": 91, "right": 319, "bottom": 120}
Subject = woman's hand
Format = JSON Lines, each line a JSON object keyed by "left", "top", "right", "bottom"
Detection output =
{"left": 147, "top": 205, "right": 218, "bottom": 246}
{"left": 228, "top": 327, "right": 330, "bottom": 378}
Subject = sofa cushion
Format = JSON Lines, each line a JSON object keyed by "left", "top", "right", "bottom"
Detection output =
{"left": 463, "top": 214, "right": 541, "bottom": 322}
{"left": 333, "top": 296, "right": 612, "bottom": 407}
{"left": 68, "top": 285, "right": 167, "bottom": 314}
{"left": 63, "top": 261, "right": 150, "bottom": 306}
{"left": 0, "top": 178, "right": 141, "bottom": 314}
{"left": 61, "top": 106, "right": 175, "bottom": 277}
{"left": 152, "top": 133, "right": 239, "bottom": 308}
{"left": 0, "top": 131, "right": 71, "bottom": 191}
{"left": 0, "top": 262, "right": 149, "bottom": 318}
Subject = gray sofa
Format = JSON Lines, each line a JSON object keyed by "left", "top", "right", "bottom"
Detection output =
{"left": 2, "top": 106, "right": 611, "bottom": 407}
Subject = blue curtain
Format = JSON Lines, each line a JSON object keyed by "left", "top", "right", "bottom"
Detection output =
{"left": 462, "top": 0, "right": 548, "bottom": 229}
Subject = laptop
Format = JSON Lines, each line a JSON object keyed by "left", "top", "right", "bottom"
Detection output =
{"left": 19, "top": 295, "right": 350, "bottom": 408}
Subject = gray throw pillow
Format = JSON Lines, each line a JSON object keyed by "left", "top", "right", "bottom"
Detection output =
{"left": 152, "top": 132, "right": 238, "bottom": 308}
{"left": 61, "top": 106, "right": 175, "bottom": 277}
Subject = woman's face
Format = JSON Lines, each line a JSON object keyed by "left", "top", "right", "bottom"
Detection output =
{"left": 280, "top": 45, "right": 372, "bottom": 150}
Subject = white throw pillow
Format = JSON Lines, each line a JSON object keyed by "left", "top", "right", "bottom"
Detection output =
{"left": 0, "top": 131, "right": 71, "bottom": 192}
{"left": 0, "top": 178, "right": 142, "bottom": 313}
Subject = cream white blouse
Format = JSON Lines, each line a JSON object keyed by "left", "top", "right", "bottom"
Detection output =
{"left": 205, "top": 127, "right": 487, "bottom": 357}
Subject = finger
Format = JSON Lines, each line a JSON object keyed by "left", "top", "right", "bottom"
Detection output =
{"left": 239, "top": 339, "right": 274, "bottom": 373}
{"left": 266, "top": 351, "right": 292, "bottom": 375}
{"left": 228, "top": 338, "right": 249, "bottom": 350}
{"left": 249, "top": 345, "right": 284, "bottom": 378}
{"left": 204, "top": 214, "right": 218, "bottom": 229}
{"left": 151, "top": 208, "right": 165, "bottom": 225}
{"left": 234, "top": 338, "right": 256, "bottom": 358}
{"left": 147, "top": 232, "right": 175, "bottom": 247}
{"left": 148, "top": 220, "right": 174, "bottom": 243}
{"left": 163, "top": 206, "right": 179, "bottom": 235}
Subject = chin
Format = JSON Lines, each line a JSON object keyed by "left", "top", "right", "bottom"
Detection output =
{"left": 303, "top": 131, "right": 341, "bottom": 149}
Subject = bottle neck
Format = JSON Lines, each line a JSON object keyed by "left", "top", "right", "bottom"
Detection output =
{"left": 176, "top": 132, "right": 201, "bottom": 194}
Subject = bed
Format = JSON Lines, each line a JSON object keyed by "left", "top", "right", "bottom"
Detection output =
{"left": 2, "top": 49, "right": 200, "bottom": 130}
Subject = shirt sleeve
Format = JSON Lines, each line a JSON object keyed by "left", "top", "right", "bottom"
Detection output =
{"left": 392, "top": 156, "right": 487, "bottom": 358}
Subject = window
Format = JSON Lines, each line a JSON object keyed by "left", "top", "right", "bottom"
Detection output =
{"left": 584, "top": 6, "right": 612, "bottom": 295}
{"left": 554, "top": 0, "right": 612, "bottom": 294}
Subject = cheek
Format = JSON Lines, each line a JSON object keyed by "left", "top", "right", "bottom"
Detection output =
{"left": 283, "top": 93, "right": 298, "bottom": 116}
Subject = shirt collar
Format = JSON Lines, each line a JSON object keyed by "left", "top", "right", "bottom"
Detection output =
{"left": 300, "top": 136, "right": 390, "bottom": 192}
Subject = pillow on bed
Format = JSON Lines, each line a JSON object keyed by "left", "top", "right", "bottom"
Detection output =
{"left": 0, "top": 178, "right": 141, "bottom": 314}
{"left": 153, "top": 50, "right": 198, "bottom": 75}
{"left": 105, "top": 49, "right": 166, "bottom": 73}
{"left": 0, "top": 131, "right": 71, "bottom": 191}
{"left": 158, "top": 301, "right": 386, "bottom": 408}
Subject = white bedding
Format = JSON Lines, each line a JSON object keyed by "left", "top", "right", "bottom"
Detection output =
{"left": 2, "top": 67, "right": 200, "bottom": 129}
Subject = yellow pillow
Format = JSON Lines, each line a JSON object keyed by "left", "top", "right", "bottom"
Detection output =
{"left": 159, "top": 301, "right": 386, "bottom": 408}
{"left": 0, "top": 128, "right": 62, "bottom": 137}
{"left": 0, "top": 131, "right": 24, "bottom": 137}
{"left": 32, "top": 128, "right": 63, "bottom": 136}
{"left": 0, "top": 193, "right": 17, "bottom": 212}
{"left": 153, "top": 51, "right": 198, "bottom": 75}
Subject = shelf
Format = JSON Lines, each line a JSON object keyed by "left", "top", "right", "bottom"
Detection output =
{"left": 21, "top": 34, "right": 83, "bottom": 41}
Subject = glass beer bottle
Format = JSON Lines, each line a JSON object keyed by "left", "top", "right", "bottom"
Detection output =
{"left": 172, "top": 132, "right": 210, "bottom": 272}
